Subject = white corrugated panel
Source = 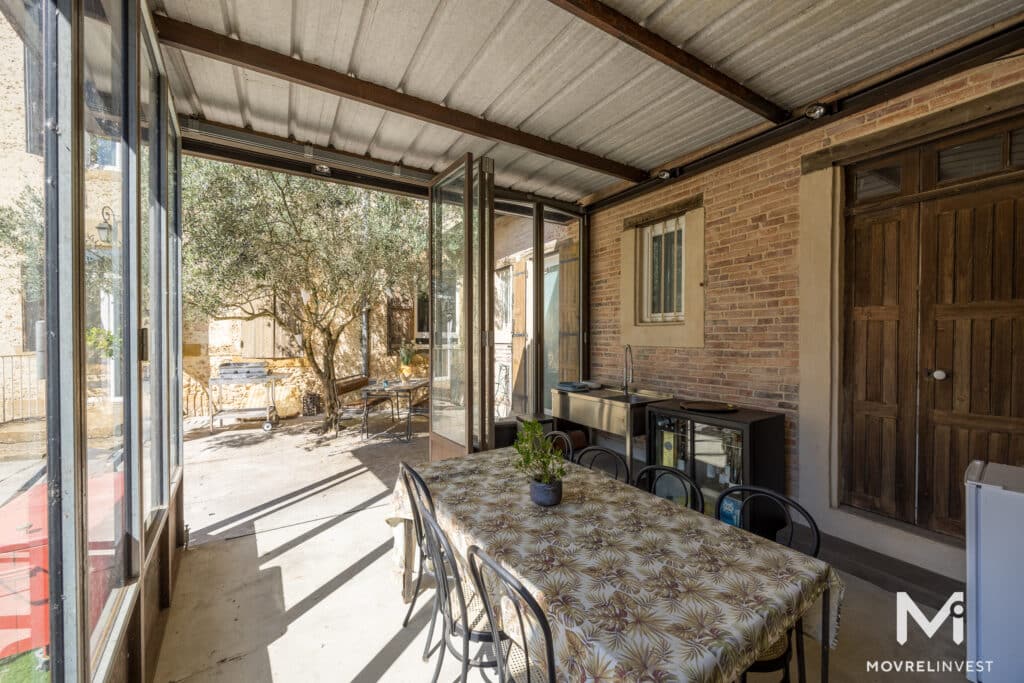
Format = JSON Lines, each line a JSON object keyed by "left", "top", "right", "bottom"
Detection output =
{"left": 156, "top": 0, "right": 1023, "bottom": 201}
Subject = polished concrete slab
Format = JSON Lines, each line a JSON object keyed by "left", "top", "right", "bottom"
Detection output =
{"left": 154, "top": 416, "right": 966, "bottom": 682}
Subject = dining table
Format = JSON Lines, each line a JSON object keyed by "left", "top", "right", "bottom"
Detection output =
{"left": 388, "top": 448, "right": 844, "bottom": 683}
{"left": 361, "top": 378, "right": 429, "bottom": 441}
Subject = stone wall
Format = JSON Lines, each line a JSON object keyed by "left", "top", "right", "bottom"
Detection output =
{"left": 184, "top": 299, "right": 427, "bottom": 419}
{"left": 588, "top": 58, "right": 1024, "bottom": 495}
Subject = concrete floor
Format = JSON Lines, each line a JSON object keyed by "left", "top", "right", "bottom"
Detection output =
{"left": 154, "top": 415, "right": 965, "bottom": 682}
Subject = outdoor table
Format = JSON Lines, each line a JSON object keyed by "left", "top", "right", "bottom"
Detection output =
{"left": 388, "top": 448, "right": 843, "bottom": 683}
{"left": 361, "top": 378, "right": 428, "bottom": 441}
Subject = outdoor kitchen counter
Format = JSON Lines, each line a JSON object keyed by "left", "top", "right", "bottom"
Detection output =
{"left": 387, "top": 449, "right": 844, "bottom": 682}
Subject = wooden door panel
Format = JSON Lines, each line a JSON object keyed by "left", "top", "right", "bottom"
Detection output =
{"left": 841, "top": 205, "right": 918, "bottom": 521}
{"left": 919, "top": 185, "right": 1024, "bottom": 536}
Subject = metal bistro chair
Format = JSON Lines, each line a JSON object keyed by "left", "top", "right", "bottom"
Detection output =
{"left": 575, "top": 446, "right": 630, "bottom": 482}
{"left": 419, "top": 506, "right": 504, "bottom": 682}
{"left": 716, "top": 485, "right": 821, "bottom": 683}
{"left": 468, "top": 545, "right": 556, "bottom": 683}
{"left": 399, "top": 463, "right": 436, "bottom": 633}
{"left": 544, "top": 430, "right": 575, "bottom": 462}
{"left": 633, "top": 465, "right": 705, "bottom": 512}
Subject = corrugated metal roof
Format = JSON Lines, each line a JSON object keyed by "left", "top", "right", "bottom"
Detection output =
{"left": 154, "top": 0, "right": 1022, "bottom": 201}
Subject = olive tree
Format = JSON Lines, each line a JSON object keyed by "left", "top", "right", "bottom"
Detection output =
{"left": 182, "top": 157, "right": 427, "bottom": 429}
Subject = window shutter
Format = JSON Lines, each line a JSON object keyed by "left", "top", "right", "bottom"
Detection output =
{"left": 387, "top": 297, "right": 414, "bottom": 354}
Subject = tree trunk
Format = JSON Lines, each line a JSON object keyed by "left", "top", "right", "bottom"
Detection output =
{"left": 320, "top": 336, "right": 340, "bottom": 431}
{"left": 301, "top": 329, "right": 341, "bottom": 433}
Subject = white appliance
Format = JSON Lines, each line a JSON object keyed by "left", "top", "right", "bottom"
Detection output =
{"left": 965, "top": 460, "right": 1024, "bottom": 682}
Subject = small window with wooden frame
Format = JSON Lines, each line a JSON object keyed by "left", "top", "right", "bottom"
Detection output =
{"left": 639, "top": 216, "right": 685, "bottom": 323}
{"left": 619, "top": 197, "right": 705, "bottom": 348}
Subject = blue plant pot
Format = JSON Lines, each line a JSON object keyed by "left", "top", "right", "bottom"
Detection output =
{"left": 530, "top": 479, "right": 563, "bottom": 507}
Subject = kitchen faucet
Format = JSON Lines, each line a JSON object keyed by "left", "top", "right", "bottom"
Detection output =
{"left": 622, "top": 344, "right": 633, "bottom": 395}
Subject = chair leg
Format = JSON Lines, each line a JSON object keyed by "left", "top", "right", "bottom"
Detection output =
{"left": 423, "top": 593, "right": 440, "bottom": 661}
{"left": 402, "top": 552, "right": 424, "bottom": 628}
{"left": 430, "top": 626, "right": 447, "bottom": 683}
{"left": 460, "top": 631, "right": 470, "bottom": 683}
{"left": 795, "top": 619, "right": 807, "bottom": 683}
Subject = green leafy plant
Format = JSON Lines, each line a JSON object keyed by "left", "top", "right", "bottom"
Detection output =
{"left": 85, "top": 326, "right": 121, "bottom": 362}
{"left": 513, "top": 420, "right": 566, "bottom": 485}
{"left": 398, "top": 340, "right": 416, "bottom": 366}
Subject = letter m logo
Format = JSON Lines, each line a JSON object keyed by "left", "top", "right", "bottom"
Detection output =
{"left": 896, "top": 592, "right": 965, "bottom": 645}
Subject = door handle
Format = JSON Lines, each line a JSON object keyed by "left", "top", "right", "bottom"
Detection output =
{"left": 927, "top": 369, "right": 948, "bottom": 381}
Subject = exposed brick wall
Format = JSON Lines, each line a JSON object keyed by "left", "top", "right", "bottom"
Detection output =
{"left": 588, "top": 58, "right": 1024, "bottom": 494}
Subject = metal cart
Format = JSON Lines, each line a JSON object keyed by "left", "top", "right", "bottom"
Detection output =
{"left": 208, "top": 362, "right": 284, "bottom": 433}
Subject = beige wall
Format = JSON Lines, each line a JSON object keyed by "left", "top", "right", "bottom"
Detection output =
{"left": 589, "top": 58, "right": 1024, "bottom": 580}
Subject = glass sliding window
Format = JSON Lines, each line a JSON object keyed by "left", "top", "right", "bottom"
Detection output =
{"left": 82, "top": 0, "right": 129, "bottom": 659}
{"left": 542, "top": 212, "right": 580, "bottom": 413}
{"left": 0, "top": 2, "right": 50, "bottom": 678}
{"left": 493, "top": 205, "right": 535, "bottom": 417}
{"left": 139, "top": 43, "right": 163, "bottom": 525}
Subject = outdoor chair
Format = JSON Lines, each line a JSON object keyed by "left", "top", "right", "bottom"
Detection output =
{"left": 398, "top": 463, "right": 436, "bottom": 632}
{"left": 633, "top": 465, "right": 704, "bottom": 512}
{"left": 418, "top": 505, "right": 504, "bottom": 683}
{"left": 575, "top": 446, "right": 629, "bottom": 482}
{"left": 716, "top": 485, "right": 821, "bottom": 683}
{"left": 468, "top": 545, "right": 556, "bottom": 683}
{"left": 544, "top": 430, "right": 575, "bottom": 462}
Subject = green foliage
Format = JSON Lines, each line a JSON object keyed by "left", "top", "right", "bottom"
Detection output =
{"left": 513, "top": 420, "right": 566, "bottom": 485}
{"left": 398, "top": 340, "right": 416, "bottom": 366}
{"left": 0, "top": 186, "right": 45, "bottom": 301}
{"left": 181, "top": 156, "right": 427, "bottom": 421}
{"left": 85, "top": 326, "right": 121, "bottom": 362}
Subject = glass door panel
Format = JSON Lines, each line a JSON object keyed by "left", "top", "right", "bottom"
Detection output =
{"left": 429, "top": 159, "right": 469, "bottom": 454}
{"left": 693, "top": 422, "right": 744, "bottom": 518}
{"left": 428, "top": 156, "right": 494, "bottom": 458}
{"left": 493, "top": 203, "right": 535, "bottom": 418}
{"left": 542, "top": 212, "right": 580, "bottom": 413}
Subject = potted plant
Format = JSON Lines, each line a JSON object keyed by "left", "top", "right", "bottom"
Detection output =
{"left": 513, "top": 420, "right": 566, "bottom": 506}
{"left": 398, "top": 341, "right": 416, "bottom": 380}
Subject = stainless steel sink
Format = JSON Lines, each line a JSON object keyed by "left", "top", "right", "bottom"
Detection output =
{"left": 550, "top": 387, "right": 671, "bottom": 475}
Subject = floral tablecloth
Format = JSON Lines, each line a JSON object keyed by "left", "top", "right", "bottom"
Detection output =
{"left": 387, "top": 449, "right": 843, "bottom": 682}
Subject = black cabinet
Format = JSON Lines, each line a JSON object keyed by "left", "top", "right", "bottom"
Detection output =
{"left": 646, "top": 401, "right": 786, "bottom": 536}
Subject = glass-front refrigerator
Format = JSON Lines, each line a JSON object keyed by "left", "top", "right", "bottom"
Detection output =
{"left": 692, "top": 423, "right": 744, "bottom": 521}
{"left": 645, "top": 401, "right": 786, "bottom": 535}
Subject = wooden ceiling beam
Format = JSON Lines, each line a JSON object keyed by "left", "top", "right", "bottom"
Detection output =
{"left": 154, "top": 14, "right": 648, "bottom": 183}
{"left": 545, "top": 0, "right": 789, "bottom": 123}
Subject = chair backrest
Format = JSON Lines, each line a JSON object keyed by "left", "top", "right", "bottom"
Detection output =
{"left": 544, "top": 430, "right": 574, "bottom": 462}
{"left": 715, "top": 485, "right": 821, "bottom": 558}
{"left": 575, "top": 446, "right": 629, "bottom": 482}
{"left": 633, "top": 465, "right": 704, "bottom": 512}
{"left": 419, "top": 503, "right": 470, "bottom": 632}
{"left": 468, "top": 545, "right": 555, "bottom": 683}
{"left": 399, "top": 462, "right": 435, "bottom": 548}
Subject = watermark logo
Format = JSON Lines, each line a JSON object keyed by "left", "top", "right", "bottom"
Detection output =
{"left": 896, "top": 591, "right": 965, "bottom": 645}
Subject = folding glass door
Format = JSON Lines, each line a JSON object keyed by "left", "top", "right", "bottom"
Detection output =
{"left": 428, "top": 156, "right": 494, "bottom": 459}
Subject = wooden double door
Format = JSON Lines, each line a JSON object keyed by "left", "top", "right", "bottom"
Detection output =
{"left": 842, "top": 181, "right": 1024, "bottom": 537}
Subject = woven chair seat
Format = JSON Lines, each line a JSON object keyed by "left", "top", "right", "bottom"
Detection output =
{"left": 756, "top": 631, "right": 790, "bottom": 661}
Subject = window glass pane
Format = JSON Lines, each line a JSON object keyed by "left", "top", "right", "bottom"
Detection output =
{"left": 493, "top": 208, "right": 534, "bottom": 417}
{"left": 854, "top": 165, "right": 901, "bottom": 200}
{"left": 1011, "top": 129, "right": 1024, "bottom": 167}
{"left": 0, "top": 3, "right": 50, "bottom": 678}
{"left": 649, "top": 232, "right": 662, "bottom": 315}
{"left": 937, "top": 135, "right": 1002, "bottom": 182}
{"left": 674, "top": 225, "right": 684, "bottom": 314}
{"left": 542, "top": 214, "right": 580, "bottom": 413}
{"left": 430, "top": 166, "right": 467, "bottom": 446}
{"left": 83, "top": 0, "right": 128, "bottom": 660}
{"left": 140, "top": 45, "right": 162, "bottom": 523}
{"left": 167, "top": 120, "right": 181, "bottom": 470}
{"left": 663, "top": 230, "right": 675, "bottom": 314}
